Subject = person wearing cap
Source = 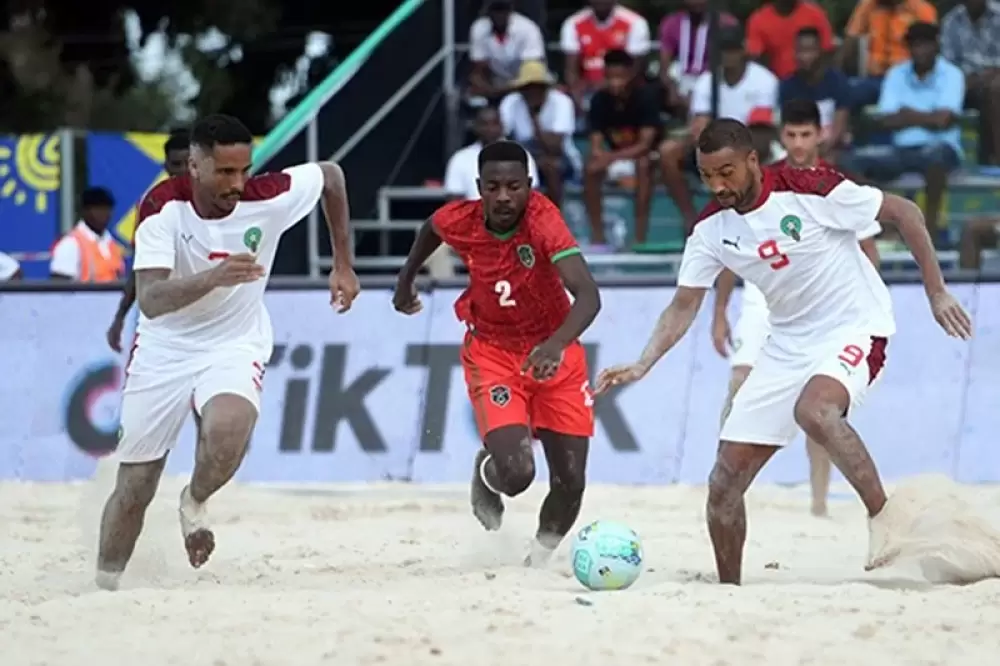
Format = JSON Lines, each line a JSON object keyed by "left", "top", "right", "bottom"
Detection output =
{"left": 468, "top": 0, "right": 546, "bottom": 104}
{"left": 50, "top": 186, "right": 125, "bottom": 282}
{"left": 842, "top": 21, "right": 964, "bottom": 243}
{"left": 499, "top": 61, "right": 582, "bottom": 207}
{"left": 658, "top": 25, "right": 778, "bottom": 231}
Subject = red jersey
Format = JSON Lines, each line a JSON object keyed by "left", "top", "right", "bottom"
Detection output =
{"left": 771, "top": 157, "right": 861, "bottom": 183}
{"left": 432, "top": 192, "right": 581, "bottom": 353}
{"left": 560, "top": 7, "right": 650, "bottom": 85}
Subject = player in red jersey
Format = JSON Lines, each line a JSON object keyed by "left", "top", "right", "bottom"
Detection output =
{"left": 712, "top": 100, "right": 883, "bottom": 517}
{"left": 393, "top": 141, "right": 601, "bottom": 566}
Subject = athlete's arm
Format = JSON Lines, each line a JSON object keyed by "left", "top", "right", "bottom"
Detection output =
{"left": 637, "top": 286, "right": 706, "bottom": 372}
{"left": 876, "top": 194, "right": 943, "bottom": 291}
{"left": 713, "top": 269, "right": 737, "bottom": 318}
{"left": 317, "top": 162, "right": 353, "bottom": 270}
{"left": 398, "top": 218, "right": 444, "bottom": 285}
{"left": 113, "top": 273, "right": 137, "bottom": 321}
{"left": 548, "top": 253, "right": 601, "bottom": 348}
{"left": 135, "top": 268, "right": 216, "bottom": 319}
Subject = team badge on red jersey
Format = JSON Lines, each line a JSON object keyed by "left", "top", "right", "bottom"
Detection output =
{"left": 489, "top": 385, "right": 511, "bottom": 407}
{"left": 517, "top": 244, "right": 535, "bottom": 268}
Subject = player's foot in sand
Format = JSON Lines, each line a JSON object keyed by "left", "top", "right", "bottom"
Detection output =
{"left": 179, "top": 485, "right": 215, "bottom": 568}
{"left": 523, "top": 538, "right": 557, "bottom": 568}
{"left": 94, "top": 569, "right": 123, "bottom": 591}
{"left": 811, "top": 501, "right": 828, "bottom": 518}
{"left": 471, "top": 449, "right": 504, "bottom": 531}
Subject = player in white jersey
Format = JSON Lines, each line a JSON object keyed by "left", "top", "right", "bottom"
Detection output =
{"left": 95, "top": 115, "right": 361, "bottom": 590}
{"left": 596, "top": 118, "right": 971, "bottom": 585}
{"left": 710, "top": 100, "right": 881, "bottom": 517}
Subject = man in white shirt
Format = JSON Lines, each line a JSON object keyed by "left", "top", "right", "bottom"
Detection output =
{"left": 499, "top": 61, "right": 582, "bottom": 207}
{"left": 95, "top": 114, "right": 361, "bottom": 591}
{"left": 468, "top": 0, "right": 546, "bottom": 104}
{"left": 659, "top": 25, "right": 778, "bottom": 230}
{"left": 444, "top": 106, "right": 539, "bottom": 202}
{"left": 49, "top": 187, "right": 124, "bottom": 281}
{"left": 0, "top": 252, "right": 21, "bottom": 280}
{"left": 596, "top": 118, "right": 972, "bottom": 585}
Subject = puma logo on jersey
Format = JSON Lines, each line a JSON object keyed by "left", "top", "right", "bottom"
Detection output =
{"left": 722, "top": 237, "right": 740, "bottom": 249}
{"left": 181, "top": 233, "right": 194, "bottom": 244}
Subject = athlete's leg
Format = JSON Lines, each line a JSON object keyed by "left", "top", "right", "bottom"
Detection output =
{"left": 806, "top": 438, "right": 832, "bottom": 516}
{"left": 528, "top": 430, "right": 588, "bottom": 564}
{"left": 706, "top": 442, "right": 780, "bottom": 584}
{"left": 473, "top": 424, "right": 535, "bottom": 530}
{"left": 720, "top": 365, "right": 752, "bottom": 426}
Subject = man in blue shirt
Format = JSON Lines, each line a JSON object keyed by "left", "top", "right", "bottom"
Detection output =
{"left": 779, "top": 27, "right": 852, "bottom": 152}
{"left": 842, "top": 22, "right": 964, "bottom": 241}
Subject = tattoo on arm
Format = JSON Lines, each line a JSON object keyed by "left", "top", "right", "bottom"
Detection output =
{"left": 135, "top": 268, "right": 216, "bottom": 319}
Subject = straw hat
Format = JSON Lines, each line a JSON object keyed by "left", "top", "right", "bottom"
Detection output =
{"left": 512, "top": 61, "right": 555, "bottom": 88}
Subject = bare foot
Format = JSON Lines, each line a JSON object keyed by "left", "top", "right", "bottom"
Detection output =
{"left": 184, "top": 528, "right": 216, "bottom": 568}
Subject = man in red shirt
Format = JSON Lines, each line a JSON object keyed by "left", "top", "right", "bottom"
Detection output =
{"left": 746, "top": 0, "right": 834, "bottom": 78}
{"left": 393, "top": 141, "right": 602, "bottom": 567}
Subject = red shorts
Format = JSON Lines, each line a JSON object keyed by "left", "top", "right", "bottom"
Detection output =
{"left": 460, "top": 333, "right": 594, "bottom": 438}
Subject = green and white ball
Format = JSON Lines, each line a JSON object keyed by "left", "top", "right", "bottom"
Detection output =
{"left": 571, "top": 520, "right": 643, "bottom": 591}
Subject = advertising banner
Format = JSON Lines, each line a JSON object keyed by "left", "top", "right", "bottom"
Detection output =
{"left": 0, "top": 284, "right": 996, "bottom": 484}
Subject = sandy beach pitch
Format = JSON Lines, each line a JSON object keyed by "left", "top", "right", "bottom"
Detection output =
{"left": 2, "top": 473, "right": 1000, "bottom": 666}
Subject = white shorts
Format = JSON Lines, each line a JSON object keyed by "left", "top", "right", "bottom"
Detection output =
{"left": 730, "top": 305, "right": 770, "bottom": 368}
{"left": 720, "top": 329, "right": 889, "bottom": 446}
{"left": 117, "top": 345, "right": 267, "bottom": 464}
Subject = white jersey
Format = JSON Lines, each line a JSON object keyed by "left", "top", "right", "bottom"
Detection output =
{"left": 132, "top": 163, "right": 324, "bottom": 358}
{"left": 680, "top": 167, "right": 894, "bottom": 340}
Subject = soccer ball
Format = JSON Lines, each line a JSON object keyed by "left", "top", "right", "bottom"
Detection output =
{"left": 570, "top": 520, "right": 643, "bottom": 591}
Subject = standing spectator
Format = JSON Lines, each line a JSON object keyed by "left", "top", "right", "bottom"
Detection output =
{"left": 845, "top": 22, "right": 964, "bottom": 240}
{"left": 561, "top": 0, "right": 650, "bottom": 114}
{"left": 746, "top": 0, "right": 834, "bottom": 79}
{"left": 0, "top": 252, "right": 21, "bottom": 280}
{"left": 584, "top": 49, "right": 660, "bottom": 249}
{"left": 499, "top": 61, "right": 582, "bottom": 207}
{"left": 941, "top": 0, "right": 1000, "bottom": 165}
{"left": 468, "top": 0, "right": 545, "bottom": 104}
{"left": 50, "top": 187, "right": 124, "bottom": 282}
{"left": 658, "top": 0, "right": 738, "bottom": 109}
{"left": 844, "top": 0, "right": 937, "bottom": 106}
{"left": 444, "top": 107, "right": 540, "bottom": 202}
{"left": 659, "top": 26, "right": 779, "bottom": 228}
{"left": 780, "top": 27, "right": 852, "bottom": 151}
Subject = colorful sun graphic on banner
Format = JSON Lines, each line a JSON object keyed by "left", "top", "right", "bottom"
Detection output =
{"left": 0, "top": 134, "right": 61, "bottom": 213}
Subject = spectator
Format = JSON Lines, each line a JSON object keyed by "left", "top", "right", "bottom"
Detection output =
{"left": 941, "top": 0, "right": 1000, "bottom": 165}
{"left": 779, "top": 27, "right": 852, "bottom": 151}
{"left": 585, "top": 49, "right": 660, "bottom": 249}
{"left": 845, "top": 22, "right": 964, "bottom": 240}
{"left": 779, "top": 99, "right": 828, "bottom": 166}
{"left": 468, "top": 0, "right": 545, "bottom": 104}
{"left": 50, "top": 187, "right": 124, "bottom": 282}
{"left": 658, "top": 0, "right": 738, "bottom": 110}
{"left": 958, "top": 217, "right": 1000, "bottom": 269}
{"left": 499, "top": 61, "right": 582, "bottom": 208}
{"left": 746, "top": 0, "right": 834, "bottom": 79}
{"left": 748, "top": 108, "right": 786, "bottom": 164}
{"left": 444, "top": 106, "right": 540, "bottom": 202}
{"left": 163, "top": 130, "right": 191, "bottom": 177}
{"left": 659, "top": 26, "right": 779, "bottom": 227}
{"left": 844, "top": 0, "right": 937, "bottom": 106}
{"left": 0, "top": 251, "right": 21, "bottom": 280}
{"left": 561, "top": 0, "right": 650, "bottom": 113}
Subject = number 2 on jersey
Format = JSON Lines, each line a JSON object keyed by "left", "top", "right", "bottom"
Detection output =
{"left": 495, "top": 280, "right": 516, "bottom": 307}
{"left": 757, "top": 240, "right": 790, "bottom": 270}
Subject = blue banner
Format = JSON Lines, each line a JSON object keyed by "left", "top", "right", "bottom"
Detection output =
{"left": 0, "top": 134, "right": 62, "bottom": 278}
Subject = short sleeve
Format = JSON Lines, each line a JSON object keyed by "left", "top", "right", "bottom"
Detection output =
{"left": 49, "top": 236, "right": 80, "bottom": 278}
{"left": 677, "top": 230, "right": 723, "bottom": 288}
{"left": 876, "top": 69, "right": 902, "bottom": 114}
{"left": 133, "top": 211, "right": 176, "bottom": 271}
{"left": 689, "top": 73, "right": 712, "bottom": 116}
{"left": 469, "top": 20, "right": 489, "bottom": 62}
{"left": 0, "top": 252, "right": 20, "bottom": 280}
{"left": 745, "top": 11, "right": 767, "bottom": 57}
{"left": 560, "top": 18, "right": 580, "bottom": 54}
{"left": 536, "top": 201, "right": 581, "bottom": 262}
{"left": 519, "top": 19, "right": 546, "bottom": 60}
{"left": 625, "top": 17, "right": 651, "bottom": 56}
{"left": 845, "top": 0, "right": 871, "bottom": 37}
{"left": 278, "top": 163, "right": 325, "bottom": 229}
{"left": 855, "top": 220, "right": 883, "bottom": 240}
{"left": 808, "top": 180, "right": 885, "bottom": 234}
{"left": 939, "top": 65, "right": 965, "bottom": 114}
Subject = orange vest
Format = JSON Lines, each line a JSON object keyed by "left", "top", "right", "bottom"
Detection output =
{"left": 62, "top": 227, "right": 124, "bottom": 282}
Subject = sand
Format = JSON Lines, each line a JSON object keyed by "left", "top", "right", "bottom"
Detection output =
{"left": 2, "top": 474, "right": 1000, "bottom": 666}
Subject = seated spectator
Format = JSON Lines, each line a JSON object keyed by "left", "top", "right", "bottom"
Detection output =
{"left": 746, "top": 0, "right": 834, "bottom": 79}
{"left": 658, "top": 0, "right": 738, "bottom": 110}
{"left": 561, "top": 0, "right": 650, "bottom": 114}
{"left": 843, "top": 22, "right": 964, "bottom": 241}
{"left": 659, "top": 26, "right": 778, "bottom": 228}
{"left": 468, "top": 0, "right": 545, "bottom": 104}
{"left": 585, "top": 49, "right": 660, "bottom": 250}
{"left": 780, "top": 27, "right": 852, "bottom": 151}
{"left": 958, "top": 217, "right": 1000, "bottom": 269}
{"left": 941, "top": 0, "right": 1000, "bottom": 165}
{"left": 444, "top": 106, "right": 539, "bottom": 202}
{"left": 50, "top": 187, "right": 124, "bottom": 282}
{"left": 499, "top": 61, "right": 582, "bottom": 207}
{"left": 0, "top": 251, "right": 21, "bottom": 280}
{"left": 843, "top": 0, "right": 937, "bottom": 106}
